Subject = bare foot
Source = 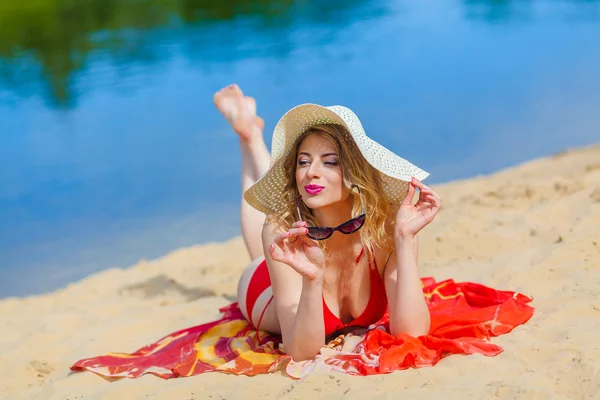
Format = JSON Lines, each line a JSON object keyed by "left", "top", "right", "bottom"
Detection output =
{"left": 244, "top": 95, "right": 265, "bottom": 132}
{"left": 214, "top": 84, "right": 261, "bottom": 142}
{"left": 254, "top": 114, "right": 264, "bottom": 132}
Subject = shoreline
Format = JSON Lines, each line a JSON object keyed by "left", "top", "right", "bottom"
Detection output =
{"left": 1, "top": 143, "right": 599, "bottom": 399}
{"left": 1, "top": 143, "right": 595, "bottom": 302}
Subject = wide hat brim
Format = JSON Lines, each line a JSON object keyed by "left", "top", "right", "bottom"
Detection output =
{"left": 243, "top": 104, "right": 429, "bottom": 215}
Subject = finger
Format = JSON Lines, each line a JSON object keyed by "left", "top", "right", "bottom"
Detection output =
{"left": 278, "top": 228, "right": 308, "bottom": 246}
{"left": 411, "top": 177, "right": 431, "bottom": 191}
{"left": 269, "top": 242, "right": 285, "bottom": 263}
{"left": 424, "top": 193, "right": 441, "bottom": 209}
{"left": 419, "top": 189, "right": 437, "bottom": 204}
{"left": 418, "top": 187, "right": 441, "bottom": 203}
{"left": 425, "top": 191, "right": 442, "bottom": 205}
{"left": 416, "top": 192, "right": 435, "bottom": 207}
{"left": 419, "top": 186, "right": 440, "bottom": 198}
{"left": 273, "top": 232, "right": 288, "bottom": 246}
{"left": 286, "top": 227, "right": 308, "bottom": 239}
{"left": 292, "top": 221, "right": 308, "bottom": 229}
{"left": 298, "top": 231, "right": 318, "bottom": 246}
{"left": 401, "top": 182, "right": 417, "bottom": 205}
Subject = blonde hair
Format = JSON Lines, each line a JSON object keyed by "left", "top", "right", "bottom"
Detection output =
{"left": 267, "top": 123, "right": 393, "bottom": 255}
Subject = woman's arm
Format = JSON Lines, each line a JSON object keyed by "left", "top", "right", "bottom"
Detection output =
{"left": 261, "top": 222, "right": 326, "bottom": 361}
{"left": 385, "top": 176, "right": 442, "bottom": 337}
{"left": 383, "top": 235, "right": 430, "bottom": 337}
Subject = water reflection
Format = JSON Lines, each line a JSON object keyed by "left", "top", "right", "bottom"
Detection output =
{"left": 1, "top": 0, "right": 598, "bottom": 108}
{"left": 0, "top": 0, "right": 386, "bottom": 108}
{"left": 464, "top": 0, "right": 531, "bottom": 22}
{"left": 464, "top": 0, "right": 600, "bottom": 23}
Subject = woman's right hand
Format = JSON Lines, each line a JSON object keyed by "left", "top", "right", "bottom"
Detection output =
{"left": 269, "top": 221, "right": 325, "bottom": 282}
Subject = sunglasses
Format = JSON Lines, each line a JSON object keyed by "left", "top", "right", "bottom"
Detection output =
{"left": 295, "top": 185, "right": 366, "bottom": 240}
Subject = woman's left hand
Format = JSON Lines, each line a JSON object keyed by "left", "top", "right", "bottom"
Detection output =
{"left": 395, "top": 177, "right": 442, "bottom": 238}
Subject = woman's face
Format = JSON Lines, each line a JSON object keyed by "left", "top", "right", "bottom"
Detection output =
{"left": 295, "top": 133, "right": 348, "bottom": 211}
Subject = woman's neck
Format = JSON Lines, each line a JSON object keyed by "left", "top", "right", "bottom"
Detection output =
{"left": 311, "top": 199, "right": 354, "bottom": 228}
{"left": 326, "top": 233, "right": 362, "bottom": 252}
{"left": 322, "top": 234, "right": 364, "bottom": 276}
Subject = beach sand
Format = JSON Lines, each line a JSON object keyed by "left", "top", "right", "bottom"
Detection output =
{"left": 1, "top": 145, "right": 599, "bottom": 399}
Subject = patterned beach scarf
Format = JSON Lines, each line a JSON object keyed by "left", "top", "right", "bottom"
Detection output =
{"left": 71, "top": 278, "right": 534, "bottom": 379}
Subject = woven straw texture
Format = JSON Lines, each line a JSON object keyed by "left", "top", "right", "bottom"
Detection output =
{"left": 244, "top": 104, "right": 429, "bottom": 214}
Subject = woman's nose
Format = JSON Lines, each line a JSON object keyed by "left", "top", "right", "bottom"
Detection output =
{"left": 306, "top": 162, "right": 321, "bottom": 178}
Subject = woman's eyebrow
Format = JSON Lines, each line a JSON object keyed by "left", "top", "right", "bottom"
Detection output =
{"left": 298, "top": 151, "right": 338, "bottom": 157}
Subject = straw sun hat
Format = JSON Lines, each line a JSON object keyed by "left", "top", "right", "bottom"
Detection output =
{"left": 243, "top": 104, "right": 429, "bottom": 215}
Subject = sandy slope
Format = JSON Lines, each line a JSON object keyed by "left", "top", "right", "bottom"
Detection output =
{"left": 1, "top": 145, "right": 599, "bottom": 399}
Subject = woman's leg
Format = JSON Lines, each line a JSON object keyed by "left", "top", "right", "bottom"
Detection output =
{"left": 213, "top": 84, "right": 270, "bottom": 260}
{"left": 236, "top": 258, "right": 280, "bottom": 333}
{"left": 214, "top": 84, "right": 279, "bottom": 333}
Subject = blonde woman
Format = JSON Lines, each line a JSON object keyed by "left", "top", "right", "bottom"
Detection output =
{"left": 214, "top": 84, "right": 442, "bottom": 361}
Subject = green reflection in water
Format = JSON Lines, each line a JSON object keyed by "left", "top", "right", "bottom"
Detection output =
{"left": 0, "top": 0, "right": 384, "bottom": 108}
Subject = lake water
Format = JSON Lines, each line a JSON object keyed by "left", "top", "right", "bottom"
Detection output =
{"left": 1, "top": 0, "right": 599, "bottom": 297}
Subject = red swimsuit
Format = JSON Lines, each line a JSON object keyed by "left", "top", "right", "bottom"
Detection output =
{"left": 245, "top": 249, "right": 388, "bottom": 337}
{"left": 322, "top": 248, "right": 387, "bottom": 335}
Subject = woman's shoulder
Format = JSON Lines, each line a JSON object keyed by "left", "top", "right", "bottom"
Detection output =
{"left": 261, "top": 218, "right": 284, "bottom": 239}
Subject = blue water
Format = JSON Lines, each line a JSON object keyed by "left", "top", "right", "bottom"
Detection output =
{"left": 1, "top": 0, "right": 599, "bottom": 297}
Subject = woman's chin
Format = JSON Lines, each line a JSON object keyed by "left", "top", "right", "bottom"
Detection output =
{"left": 302, "top": 197, "right": 326, "bottom": 210}
{"left": 303, "top": 197, "right": 339, "bottom": 211}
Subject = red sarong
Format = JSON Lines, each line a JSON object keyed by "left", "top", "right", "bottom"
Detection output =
{"left": 71, "top": 278, "right": 534, "bottom": 379}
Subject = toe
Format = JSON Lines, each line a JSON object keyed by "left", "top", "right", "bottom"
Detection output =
{"left": 245, "top": 96, "right": 256, "bottom": 115}
{"left": 254, "top": 116, "right": 264, "bottom": 131}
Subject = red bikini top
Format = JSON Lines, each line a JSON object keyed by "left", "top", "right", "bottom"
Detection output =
{"left": 322, "top": 248, "right": 388, "bottom": 336}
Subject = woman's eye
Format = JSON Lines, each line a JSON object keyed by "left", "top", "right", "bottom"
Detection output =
{"left": 324, "top": 161, "right": 338, "bottom": 166}
{"left": 298, "top": 160, "right": 309, "bottom": 166}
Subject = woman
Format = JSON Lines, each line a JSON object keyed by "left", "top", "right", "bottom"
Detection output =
{"left": 214, "top": 84, "right": 442, "bottom": 361}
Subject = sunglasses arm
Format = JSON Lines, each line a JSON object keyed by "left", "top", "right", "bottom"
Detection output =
{"left": 351, "top": 184, "right": 366, "bottom": 214}
{"left": 295, "top": 195, "right": 303, "bottom": 221}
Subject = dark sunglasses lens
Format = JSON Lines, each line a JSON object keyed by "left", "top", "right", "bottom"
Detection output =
{"left": 307, "top": 227, "right": 333, "bottom": 240}
{"left": 338, "top": 214, "right": 366, "bottom": 234}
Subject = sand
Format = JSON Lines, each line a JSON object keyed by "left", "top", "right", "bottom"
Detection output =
{"left": 1, "top": 145, "right": 599, "bottom": 400}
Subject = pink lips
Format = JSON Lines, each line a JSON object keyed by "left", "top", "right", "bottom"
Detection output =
{"left": 304, "top": 184, "right": 325, "bottom": 195}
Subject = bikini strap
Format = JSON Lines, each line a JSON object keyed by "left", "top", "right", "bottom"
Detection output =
{"left": 356, "top": 246, "right": 378, "bottom": 272}
{"left": 356, "top": 247, "right": 365, "bottom": 264}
